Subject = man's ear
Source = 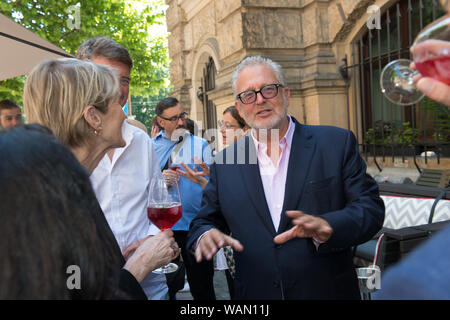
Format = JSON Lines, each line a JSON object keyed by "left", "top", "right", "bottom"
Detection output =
{"left": 156, "top": 116, "right": 164, "bottom": 129}
{"left": 235, "top": 100, "right": 244, "bottom": 119}
{"left": 283, "top": 86, "right": 291, "bottom": 106}
{"left": 83, "top": 105, "right": 102, "bottom": 132}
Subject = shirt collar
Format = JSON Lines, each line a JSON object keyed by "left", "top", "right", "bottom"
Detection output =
{"left": 250, "top": 115, "right": 295, "bottom": 152}
{"left": 122, "top": 120, "right": 136, "bottom": 145}
{"left": 154, "top": 129, "right": 165, "bottom": 140}
{"left": 156, "top": 129, "right": 191, "bottom": 143}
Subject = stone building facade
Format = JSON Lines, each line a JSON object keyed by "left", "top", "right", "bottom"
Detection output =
{"left": 165, "top": 0, "right": 449, "bottom": 175}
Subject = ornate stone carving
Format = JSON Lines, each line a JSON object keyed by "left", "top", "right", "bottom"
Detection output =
{"left": 242, "top": 9, "right": 301, "bottom": 49}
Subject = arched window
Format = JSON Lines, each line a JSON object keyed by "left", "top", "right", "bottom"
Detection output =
{"left": 203, "top": 57, "right": 217, "bottom": 131}
{"left": 351, "top": 0, "right": 448, "bottom": 164}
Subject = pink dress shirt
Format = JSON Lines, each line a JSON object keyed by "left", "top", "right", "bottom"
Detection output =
{"left": 250, "top": 116, "right": 295, "bottom": 232}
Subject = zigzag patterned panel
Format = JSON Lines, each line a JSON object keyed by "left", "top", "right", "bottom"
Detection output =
{"left": 381, "top": 196, "right": 450, "bottom": 229}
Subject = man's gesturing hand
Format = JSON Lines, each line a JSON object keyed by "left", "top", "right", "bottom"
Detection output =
{"left": 273, "top": 211, "right": 333, "bottom": 245}
{"left": 195, "top": 228, "right": 244, "bottom": 263}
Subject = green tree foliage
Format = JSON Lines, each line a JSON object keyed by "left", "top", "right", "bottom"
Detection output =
{"left": 131, "top": 86, "right": 172, "bottom": 131}
{"left": 0, "top": 0, "right": 169, "bottom": 105}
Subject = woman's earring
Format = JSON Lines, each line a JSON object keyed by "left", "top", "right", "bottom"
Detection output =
{"left": 94, "top": 126, "right": 102, "bottom": 136}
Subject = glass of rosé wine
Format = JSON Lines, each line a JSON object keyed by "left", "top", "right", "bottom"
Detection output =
{"left": 380, "top": 15, "right": 449, "bottom": 105}
{"left": 168, "top": 153, "right": 182, "bottom": 172}
{"left": 147, "top": 176, "right": 182, "bottom": 274}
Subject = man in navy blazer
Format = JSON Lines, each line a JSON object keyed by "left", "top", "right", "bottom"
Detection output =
{"left": 186, "top": 56, "right": 385, "bottom": 300}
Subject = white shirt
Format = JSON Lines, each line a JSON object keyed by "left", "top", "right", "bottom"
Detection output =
{"left": 90, "top": 121, "right": 168, "bottom": 300}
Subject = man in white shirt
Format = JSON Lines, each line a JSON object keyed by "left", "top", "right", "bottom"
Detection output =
{"left": 91, "top": 120, "right": 168, "bottom": 299}
{"left": 77, "top": 37, "right": 169, "bottom": 299}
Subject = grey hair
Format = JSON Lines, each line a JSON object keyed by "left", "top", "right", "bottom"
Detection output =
{"left": 231, "top": 56, "right": 285, "bottom": 97}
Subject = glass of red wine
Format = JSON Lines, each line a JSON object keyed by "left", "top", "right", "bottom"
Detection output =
{"left": 147, "top": 176, "right": 182, "bottom": 274}
{"left": 380, "top": 15, "right": 449, "bottom": 105}
{"left": 167, "top": 149, "right": 182, "bottom": 171}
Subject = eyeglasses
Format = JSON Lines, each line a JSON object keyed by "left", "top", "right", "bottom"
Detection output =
{"left": 218, "top": 121, "right": 238, "bottom": 129}
{"left": 159, "top": 112, "right": 187, "bottom": 122}
{"left": 236, "top": 83, "right": 283, "bottom": 104}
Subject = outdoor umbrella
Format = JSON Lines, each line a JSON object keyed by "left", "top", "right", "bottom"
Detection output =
{"left": 0, "top": 13, "right": 72, "bottom": 81}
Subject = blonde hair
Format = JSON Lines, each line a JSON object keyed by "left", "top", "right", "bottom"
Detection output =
{"left": 23, "top": 58, "right": 118, "bottom": 148}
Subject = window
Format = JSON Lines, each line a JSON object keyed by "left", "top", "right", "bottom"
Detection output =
{"left": 353, "top": 0, "right": 448, "bottom": 163}
{"left": 199, "top": 57, "right": 218, "bottom": 152}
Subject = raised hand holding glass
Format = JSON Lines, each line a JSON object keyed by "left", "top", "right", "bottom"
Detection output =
{"left": 147, "top": 177, "right": 182, "bottom": 274}
{"left": 380, "top": 15, "right": 450, "bottom": 105}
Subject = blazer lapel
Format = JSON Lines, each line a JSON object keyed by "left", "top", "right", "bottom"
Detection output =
{"left": 277, "top": 120, "right": 316, "bottom": 234}
{"left": 238, "top": 136, "right": 277, "bottom": 236}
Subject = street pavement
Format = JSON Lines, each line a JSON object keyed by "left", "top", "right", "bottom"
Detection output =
{"left": 176, "top": 269, "right": 231, "bottom": 300}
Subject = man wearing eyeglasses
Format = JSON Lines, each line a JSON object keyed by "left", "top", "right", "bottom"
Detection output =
{"left": 187, "top": 56, "right": 385, "bottom": 299}
{"left": 152, "top": 97, "right": 215, "bottom": 300}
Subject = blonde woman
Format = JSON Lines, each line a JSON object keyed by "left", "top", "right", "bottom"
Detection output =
{"left": 23, "top": 58, "right": 179, "bottom": 299}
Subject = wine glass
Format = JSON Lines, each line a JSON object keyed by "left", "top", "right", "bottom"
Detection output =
{"left": 147, "top": 176, "right": 182, "bottom": 274}
{"left": 169, "top": 153, "right": 182, "bottom": 171}
{"left": 380, "top": 15, "right": 450, "bottom": 105}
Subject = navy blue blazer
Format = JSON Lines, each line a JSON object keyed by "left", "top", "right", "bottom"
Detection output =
{"left": 187, "top": 118, "right": 385, "bottom": 299}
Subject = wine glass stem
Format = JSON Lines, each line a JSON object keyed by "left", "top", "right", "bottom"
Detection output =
{"left": 161, "top": 228, "right": 171, "bottom": 269}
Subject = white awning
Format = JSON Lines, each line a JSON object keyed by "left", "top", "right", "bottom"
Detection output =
{"left": 0, "top": 13, "right": 72, "bottom": 81}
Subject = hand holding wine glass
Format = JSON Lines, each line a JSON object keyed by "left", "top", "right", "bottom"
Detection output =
{"left": 162, "top": 169, "right": 179, "bottom": 186}
{"left": 169, "top": 153, "right": 182, "bottom": 171}
{"left": 163, "top": 153, "right": 182, "bottom": 186}
{"left": 147, "top": 176, "right": 183, "bottom": 274}
{"left": 380, "top": 15, "right": 450, "bottom": 105}
{"left": 410, "top": 40, "right": 450, "bottom": 107}
{"left": 123, "top": 230, "right": 180, "bottom": 282}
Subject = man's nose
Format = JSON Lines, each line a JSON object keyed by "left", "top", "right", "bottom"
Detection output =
{"left": 255, "top": 91, "right": 265, "bottom": 104}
